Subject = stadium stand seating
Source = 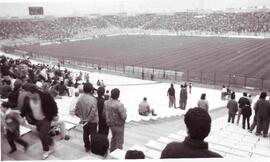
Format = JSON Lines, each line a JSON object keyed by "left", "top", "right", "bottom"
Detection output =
{"left": 1, "top": 52, "right": 269, "bottom": 160}
{"left": 108, "top": 116, "right": 270, "bottom": 159}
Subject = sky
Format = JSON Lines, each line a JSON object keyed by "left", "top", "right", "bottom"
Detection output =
{"left": 0, "top": 0, "right": 270, "bottom": 17}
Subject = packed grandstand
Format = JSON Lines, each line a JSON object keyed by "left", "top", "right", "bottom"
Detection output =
{"left": 1, "top": 11, "right": 270, "bottom": 41}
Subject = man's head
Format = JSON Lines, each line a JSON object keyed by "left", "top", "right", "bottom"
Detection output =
{"left": 83, "top": 82, "right": 93, "bottom": 94}
{"left": 200, "top": 93, "right": 206, "bottom": 100}
{"left": 91, "top": 134, "right": 109, "bottom": 157}
{"left": 243, "top": 92, "right": 247, "bottom": 97}
{"left": 143, "top": 97, "right": 147, "bottom": 101}
{"left": 184, "top": 107, "right": 211, "bottom": 141}
{"left": 171, "top": 83, "right": 174, "bottom": 88}
{"left": 14, "top": 79, "right": 22, "bottom": 91}
{"left": 259, "top": 92, "right": 267, "bottom": 100}
{"left": 231, "top": 94, "right": 235, "bottom": 100}
{"left": 26, "top": 84, "right": 40, "bottom": 103}
{"left": 111, "top": 88, "right": 120, "bottom": 100}
{"left": 106, "top": 90, "right": 109, "bottom": 94}
{"left": 125, "top": 150, "right": 145, "bottom": 159}
{"left": 1, "top": 102, "right": 10, "bottom": 113}
{"left": 74, "top": 92, "right": 80, "bottom": 97}
{"left": 97, "top": 86, "right": 105, "bottom": 97}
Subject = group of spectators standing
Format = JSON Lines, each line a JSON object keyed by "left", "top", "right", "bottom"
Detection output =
{"left": 167, "top": 82, "right": 210, "bottom": 112}
{"left": 227, "top": 91, "right": 270, "bottom": 137}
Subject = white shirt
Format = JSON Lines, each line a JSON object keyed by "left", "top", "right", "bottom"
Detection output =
{"left": 30, "top": 98, "right": 45, "bottom": 120}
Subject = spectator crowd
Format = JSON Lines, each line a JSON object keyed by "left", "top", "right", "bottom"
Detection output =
{"left": 1, "top": 11, "right": 270, "bottom": 41}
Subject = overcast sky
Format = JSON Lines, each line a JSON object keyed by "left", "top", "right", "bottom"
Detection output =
{"left": 0, "top": 0, "right": 270, "bottom": 16}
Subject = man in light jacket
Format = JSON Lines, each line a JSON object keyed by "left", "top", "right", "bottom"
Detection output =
{"left": 75, "top": 82, "right": 98, "bottom": 152}
{"left": 104, "top": 88, "right": 127, "bottom": 152}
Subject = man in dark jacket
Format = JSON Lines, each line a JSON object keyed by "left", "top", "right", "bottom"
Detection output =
{"left": 55, "top": 81, "right": 69, "bottom": 96}
{"left": 179, "top": 85, "right": 188, "bottom": 110}
{"left": 96, "top": 87, "right": 109, "bottom": 136}
{"left": 241, "top": 102, "right": 252, "bottom": 129}
{"left": 7, "top": 79, "right": 22, "bottom": 109}
{"left": 21, "top": 84, "right": 58, "bottom": 159}
{"left": 161, "top": 107, "right": 222, "bottom": 158}
{"left": 1, "top": 81, "right": 12, "bottom": 99}
{"left": 237, "top": 92, "right": 250, "bottom": 125}
{"left": 227, "top": 94, "right": 238, "bottom": 123}
{"left": 255, "top": 92, "right": 270, "bottom": 137}
{"left": 167, "top": 83, "right": 176, "bottom": 108}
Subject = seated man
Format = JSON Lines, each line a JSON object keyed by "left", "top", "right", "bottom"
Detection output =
{"left": 91, "top": 134, "right": 109, "bottom": 159}
{"left": 161, "top": 107, "right": 222, "bottom": 158}
{"left": 56, "top": 81, "right": 69, "bottom": 96}
{"left": 125, "top": 150, "right": 145, "bottom": 159}
{"left": 138, "top": 97, "right": 157, "bottom": 116}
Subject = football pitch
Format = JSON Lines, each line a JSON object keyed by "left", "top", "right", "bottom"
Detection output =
{"left": 18, "top": 35, "right": 270, "bottom": 86}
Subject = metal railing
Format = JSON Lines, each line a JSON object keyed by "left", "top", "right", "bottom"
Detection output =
{"left": 27, "top": 53, "right": 270, "bottom": 91}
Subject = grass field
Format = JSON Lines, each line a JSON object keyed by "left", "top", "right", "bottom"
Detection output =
{"left": 18, "top": 35, "right": 270, "bottom": 81}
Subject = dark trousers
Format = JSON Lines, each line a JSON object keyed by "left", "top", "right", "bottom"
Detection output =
{"left": 250, "top": 116, "right": 257, "bottom": 131}
{"left": 256, "top": 116, "right": 270, "bottom": 135}
{"left": 169, "top": 96, "right": 176, "bottom": 108}
{"left": 227, "top": 113, "right": 236, "bottom": 123}
{"left": 242, "top": 116, "right": 250, "bottom": 129}
{"left": 221, "top": 92, "right": 226, "bottom": 100}
{"left": 179, "top": 99, "right": 187, "bottom": 109}
{"left": 6, "top": 130, "right": 28, "bottom": 150}
{"left": 98, "top": 123, "right": 109, "bottom": 137}
{"left": 110, "top": 125, "right": 124, "bottom": 152}
{"left": 83, "top": 122, "right": 97, "bottom": 150}
{"left": 36, "top": 119, "right": 53, "bottom": 151}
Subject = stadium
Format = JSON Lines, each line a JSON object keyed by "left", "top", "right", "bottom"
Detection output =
{"left": 1, "top": 0, "right": 270, "bottom": 161}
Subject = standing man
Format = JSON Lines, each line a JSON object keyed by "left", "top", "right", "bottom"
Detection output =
{"left": 227, "top": 94, "right": 238, "bottom": 124}
{"left": 75, "top": 82, "right": 99, "bottom": 152}
{"left": 179, "top": 85, "right": 188, "bottom": 110}
{"left": 255, "top": 92, "right": 270, "bottom": 137}
{"left": 167, "top": 83, "right": 176, "bottom": 108}
{"left": 96, "top": 87, "right": 109, "bottom": 136}
{"left": 237, "top": 92, "right": 250, "bottom": 125}
{"left": 104, "top": 88, "right": 127, "bottom": 152}
{"left": 104, "top": 90, "right": 110, "bottom": 100}
{"left": 188, "top": 83, "right": 192, "bottom": 94}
